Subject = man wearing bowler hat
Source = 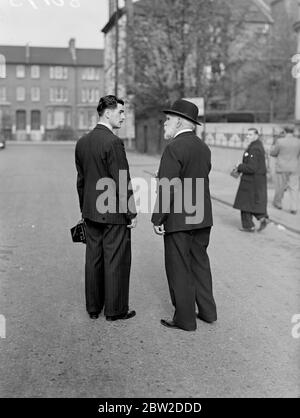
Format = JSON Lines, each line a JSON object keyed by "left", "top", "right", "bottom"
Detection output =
{"left": 151, "top": 99, "right": 217, "bottom": 331}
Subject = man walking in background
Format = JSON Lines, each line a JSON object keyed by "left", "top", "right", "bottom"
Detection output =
{"left": 151, "top": 99, "right": 217, "bottom": 332}
{"left": 233, "top": 128, "right": 269, "bottom": 232}
{"left": 75, "top": 95, "right": 137, "bottom": 321}
{"left": 270, "top": 126, "right": 300, "bottom": 214}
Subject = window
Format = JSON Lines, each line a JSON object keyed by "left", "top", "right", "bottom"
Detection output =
{"left": 65, "top": 110, "right": 71, "bottom": 127}
{"left": 31, "top": 65, "right": 40, "bottom": 79}
{"left": 16, "top": 65, "right": 25, "bottom": 78}
{"left": 31, "top": 110, "right": 41, "bottom": 130}
{"left": 31, "top": 87, "right": 40, "bottom": 102}
{"left": 49, "top": 87, "right": 68, "bottom": 103}
{"left": 82, "top": 67, "right": 100, "bottom": 81}
{"left": 0, "top": 54, "right": 6, "bottom": 78}
{"left": 47, "top": 108, "right": 69, "bottom": 128}
{"left": 49, "top": 66, "right": 68, "bottom": 80}
{"left": 16, "top": 110, "right": 26, "bottom": 130}
{"left": 78, "top": 109, "right": 97, "bottom": 129}
{"left": 87, "top": 110, "right": 97, "bottom": 128}
{"left": 16, "top": 87, "right": 25, "bottom": 101}
{"left": 81, "top": 88, "right": 100, "bottom": 103}
{"left": 79, "top": 110, "right": 85, "bottom": 129}
{"left": 54, "top": 110, "right": 65, "bottom": 126}
{"left": 81, "top": 89, "right": 86, "bottom": 103}
{"left": 0, "top": 87, "right": 6, "bottom": 102}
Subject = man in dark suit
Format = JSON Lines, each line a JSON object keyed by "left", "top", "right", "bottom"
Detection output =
{"left": 233, "top": 128, "right": 269, "bottom": 232}
{"left": 75, "top": 95, "right": 137, "bottom": 321}
{"left": 151, "top": 99, "right": 217, "bottom": 331}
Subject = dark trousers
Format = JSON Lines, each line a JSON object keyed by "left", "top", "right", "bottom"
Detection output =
{"left": 164, "top": 227, "right": 217, "bottom": 331}
{"left": 241, "top": 211, "right": 267, "bottom": 229}
{"left": 84, "top": 219, "right": 131, "bottom": 316}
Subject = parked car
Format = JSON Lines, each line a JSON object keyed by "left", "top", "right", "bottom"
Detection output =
{"left": 0, "top": 136, "right": 6, "bottom": 150}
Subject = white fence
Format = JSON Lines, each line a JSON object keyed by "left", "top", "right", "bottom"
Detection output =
{"left": 197, "top": 123, "right": 282, "bottom": 151}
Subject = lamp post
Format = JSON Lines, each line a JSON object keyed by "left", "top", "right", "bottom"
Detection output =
{"left": 125, "top": 0, "right": 135, "bottom": 149}
{"left": 269, "top": 64, "right": 281, "bottom": 123}
{"left": 114, "top": 0, "right": 119, "bottom": 96}
{"left": 293, "top": 0, "right": 300, "bottom": 127}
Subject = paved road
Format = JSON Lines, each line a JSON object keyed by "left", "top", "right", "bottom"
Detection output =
{"left": 0, "top": 144, "right": 299, "bottom": 398}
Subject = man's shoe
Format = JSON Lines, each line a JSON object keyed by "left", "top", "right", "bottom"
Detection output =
{"left": 197, "top": 314, "right": 216, "bottom": 324}
{"left": 273, "top": 203, "right": 282, "bottom": 210}
{"left": 160, "top": 319, "right": 180, "bottom": 329}
{"left": 239, "top": 227, "right": 255, "bottom": 233}
{"left": 290, "top": 210, "right": 297, "bottom": 215}
{"left": 89, "top": 313, "right": 99, "bottom": 319}
{"left": 106, "top": 310, "right": 136, "bottom": 321}
{"left": 257, "top": 218, "right": 268, "bottom": 232}
{"left": 160, "top": 319, "right": 195, "bottom": 331}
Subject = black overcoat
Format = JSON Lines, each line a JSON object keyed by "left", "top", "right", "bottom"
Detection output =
{"left": 151, "top": 131, "right": 213, "bottom": 233}
{"left": 233, "top": 139, "right": 267, "bottom": 214}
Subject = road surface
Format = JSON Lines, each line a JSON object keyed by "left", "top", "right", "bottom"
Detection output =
{"left": 0, "top": 144, "right": 299, "bottom": 397}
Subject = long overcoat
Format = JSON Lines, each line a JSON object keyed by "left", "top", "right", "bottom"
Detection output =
{"left": 151, "top": 131, "right": 213, "bottom": 233}
{"left": 233, "top": 139, "right": 267, "bottom": 214}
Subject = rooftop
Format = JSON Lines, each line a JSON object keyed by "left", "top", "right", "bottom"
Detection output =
{"left": 0, "top": 42, "right": 103, "bottom": 67}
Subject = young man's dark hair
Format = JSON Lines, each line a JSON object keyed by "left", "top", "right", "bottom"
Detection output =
{"left": 248, "top": 128, "right": 259, "bottom": 136}
{"left": 97, "top": 95, "right": 125, "bottom": 117}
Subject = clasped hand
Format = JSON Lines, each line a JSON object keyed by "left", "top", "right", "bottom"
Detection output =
{"left": 153, "top": 225, "right": 165, "bottom": 236}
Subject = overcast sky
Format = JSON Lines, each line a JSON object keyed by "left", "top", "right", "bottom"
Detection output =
{"left": 0, "top": 0, "right": 118, "bottom": 49}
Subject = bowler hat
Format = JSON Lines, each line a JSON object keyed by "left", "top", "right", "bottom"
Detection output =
{"left": 163, "top": 99, "right": 201, "bottom": 125}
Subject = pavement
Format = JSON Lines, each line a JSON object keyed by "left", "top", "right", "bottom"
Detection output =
{"left": 209, "top": 170, "right": 300, "bottom": 235}
{"left": 127, "top": 149, "right": 300, "bottom": 234}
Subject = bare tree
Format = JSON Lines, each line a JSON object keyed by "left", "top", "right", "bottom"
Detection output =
{"left": 124, "top": 0, "right": 272, "bottom": 115}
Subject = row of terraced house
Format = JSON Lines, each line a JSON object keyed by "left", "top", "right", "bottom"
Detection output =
{"left": 0, "top": 39, "right": 104, "bottom": 141}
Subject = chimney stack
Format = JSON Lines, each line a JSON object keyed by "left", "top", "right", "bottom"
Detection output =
{"left": 25, "top": 43, "right": 30, "bottom": 64}
{"left": 69, "top": 38, "right": 76, "bottom": 62}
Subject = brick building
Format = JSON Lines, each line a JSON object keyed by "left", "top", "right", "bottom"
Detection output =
{"left": 0, "top": 39, "right": 104, "bottom": 141}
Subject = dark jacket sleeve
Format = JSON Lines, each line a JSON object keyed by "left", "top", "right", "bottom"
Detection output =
{"left": 107, "top": 138, "right": 137, "bottom": 220}
{"left": 151, "top": 145, "right": 182, "bottom": 226}
{"left": 75, "top": 143, "right": 84, "bottom": 212}
{"left": 237, "top": 148, "right": 260, "bottom": 175}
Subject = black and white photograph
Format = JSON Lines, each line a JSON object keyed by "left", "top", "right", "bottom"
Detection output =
{"left": 0, "top": 0, "right": 299, "bottom": 403}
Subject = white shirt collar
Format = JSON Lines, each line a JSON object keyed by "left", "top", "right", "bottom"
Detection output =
{"left": 98, "top": 122, "right": 113, "bottom": 132}
{"left": 174, "top": 129, "right": 193, "bottom": 138}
